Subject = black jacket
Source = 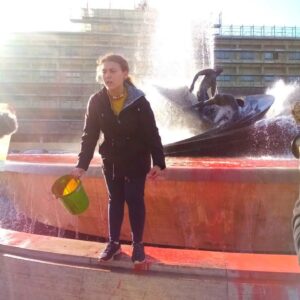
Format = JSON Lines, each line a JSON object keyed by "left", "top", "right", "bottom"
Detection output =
{"left": 76, "top": 84, "right": 166, "bottom": 177}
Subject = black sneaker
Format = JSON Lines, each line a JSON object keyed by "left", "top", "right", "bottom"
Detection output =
{"left": 99, "top": 242, "right": 121, "bottom": 262}
{"left": 131, "top": 242, "right": 145, "bottom": 264}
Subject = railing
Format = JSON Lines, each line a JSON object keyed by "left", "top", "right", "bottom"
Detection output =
{"left": 216, "top": 25, "right": 300, "bottom": 38}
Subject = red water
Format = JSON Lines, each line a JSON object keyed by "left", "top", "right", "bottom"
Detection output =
{"left": 8, "top": 154, "right": 298, "bottom": 169}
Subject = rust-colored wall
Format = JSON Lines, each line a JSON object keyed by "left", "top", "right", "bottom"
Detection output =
{"left": 0, "top": 155, "right": 298, "bottom": 253}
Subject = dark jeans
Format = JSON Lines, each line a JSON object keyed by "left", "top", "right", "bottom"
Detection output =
{"left": 103, "top": 172, "right": 146, "bottom": 244}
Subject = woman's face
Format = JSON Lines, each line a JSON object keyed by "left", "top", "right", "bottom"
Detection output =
{"left": 100, "top": 61, "right": 128, "bottom": 92}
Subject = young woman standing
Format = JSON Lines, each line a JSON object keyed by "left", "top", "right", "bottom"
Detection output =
{"left": 71, "top": 54, "right": 166, "bottom": 263}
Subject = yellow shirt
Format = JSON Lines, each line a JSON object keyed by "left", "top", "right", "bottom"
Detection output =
{"left": 109, "top": 90, "right": 127, "bottom": 116}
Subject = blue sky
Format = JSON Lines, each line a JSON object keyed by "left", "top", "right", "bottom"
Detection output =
{"left": 218, "top": 0, "right": 300, "bottom": 27}
{"left": 0, "top": 0, "right": 299, "bottom": 33}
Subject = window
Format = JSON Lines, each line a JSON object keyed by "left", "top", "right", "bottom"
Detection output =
{"left": 39, "top": 71, "right": 55, "bottom": 77}
{"left": 264, "top": 52, "right": 272, "bottom": 60}
{"left": 95, "top": 24, "right": 112, "bottom": 32}
{"left": 65, "top": 72, "right": 80, "bottom": 78}
{"left": 30, "top": 46, "right": 58, "bottom": 57}
{"left": 240, "top": 52, "right": 255, "bottom": 60}
{"left": 288, "top": 76, "right": 300, "bottom": 83}
{"left": 219, "top": 75, "right": 233, "bottom": 81}
{"left": 264, "top": 52, "right": 279, "bottom": 60}
{"left": 62, "top": 72, "right": 81, "bottom": 83}
{"left": 33, "top": 71, "right": 56, "bottom": 82}
{"left": 264, "top": 75, "right": 275, "bottom": 82}
{"left": 240, "top": 75, "right": 255, "bottom": 81}
{"left": 215, "top": 51, "right": 235, "bottom": 59}
{"left": 288, "top": 52, "right": 300, "bottom": 60}
{"left": 62, "top": 47, "right": 80, "bottom": 57}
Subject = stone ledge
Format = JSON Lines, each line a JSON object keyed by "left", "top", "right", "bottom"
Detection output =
{"left": 1, "top": 228, "right": 300, "bottom": 299}
{"left": 1, "top": 228, "right": 299, "bottom": 280}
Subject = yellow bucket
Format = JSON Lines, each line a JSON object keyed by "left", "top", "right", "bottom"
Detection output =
{"left": 51, "top": 175, "right": 89, "bottom": 215}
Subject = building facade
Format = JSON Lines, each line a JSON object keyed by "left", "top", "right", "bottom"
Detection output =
{"left": 1, "top": 11, "right": 300, "bottom": 152}
{"left": 214, "top": 25, "right": 300, "bottom": 96}
{"left": 0, "top": 7, "right": 155, "bottom": 152}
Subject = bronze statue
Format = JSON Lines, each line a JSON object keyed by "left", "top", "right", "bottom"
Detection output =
{"left": 189, "top": 67, "right": 223, "bottom": 102}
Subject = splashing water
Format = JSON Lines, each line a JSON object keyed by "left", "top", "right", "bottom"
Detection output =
{"left": 143, "top": 83, "right": 207, "bottom": 144}
{"left": 146, "top": 1, "right": 213, "bottom": 86}
{"left": 140, "top": 1, "right": 215, "bottom": 144}
{"left": 266, "top": 80, "right": 298, "bottom": 118}
{"left": 249, "top": 80, "right": 300, "bottom": 157}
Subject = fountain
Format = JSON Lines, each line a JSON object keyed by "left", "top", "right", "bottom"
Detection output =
{"left": 1, "top": 1, "right": 300, "bottom": 299}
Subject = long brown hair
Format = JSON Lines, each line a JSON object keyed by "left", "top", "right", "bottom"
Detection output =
{"left": 96, "top": 53, "right": 134, "bottom": 86}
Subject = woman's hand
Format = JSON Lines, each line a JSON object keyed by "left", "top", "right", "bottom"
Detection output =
{"left": 70, "top": 167, "right": 86, "bottom": 179}
{"left": 147, "top": 165, "right": 164, "bottom": 180}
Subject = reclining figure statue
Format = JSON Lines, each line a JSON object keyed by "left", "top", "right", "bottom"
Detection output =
{"left": 185, "top": 93, "right": 245, "bottom": 127}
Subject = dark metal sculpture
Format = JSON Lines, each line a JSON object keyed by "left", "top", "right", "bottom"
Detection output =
{"left": 163, "top": 94, "right": 275, "bottom": 156}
